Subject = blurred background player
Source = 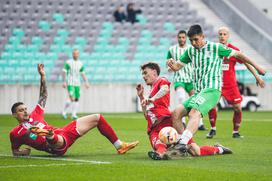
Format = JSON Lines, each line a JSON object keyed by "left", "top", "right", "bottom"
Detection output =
{"left": 167, "top": 24, "right": 266, "bottom": 153}
{"left": 126, "top": 3, "right": 142, "bottom": 24}
{"left": 62, "top": 49, "right": 90, "bottom": 120}
{"left": 10, "top": 64, "right": 138, "bottom": 156}
{"left": 206, "top": 27, "right": 265, "bottom": 139}
{"left": 113, "top": 5, "right": 126, "bottom": 23}
{"left": 167, "top": 30, "right": 206, "bottom": 131}
{"left": 136, "top": 62, "right": 232, "bottom": 160}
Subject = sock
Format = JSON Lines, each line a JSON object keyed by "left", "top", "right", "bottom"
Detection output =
{"left": 46, "top": 134, "right": 59, "bottom": 145}
{"left": 155, "top": 143, "right": 167, "bottom": 154}
{"left": 178, "top": 129, "right": 193, "bottom": 145}
{"left": 72, "top": 101, "right": 79, "bottom": 117}
{"left": 63, "top": 101, "right": 71, "bottom": 114}
{"left": 233, "top": 111, "right": 242, "bottom": 132}
{"left": 208, "top": 108, "right": 217, "bottom": 128}
{"left": 97, "top": 115, "right": 119, "bottom": 145}
{"left": 199, "top": 118, "right": 204, "bottom": 126}
{"left": 113, "top": 140, "right": 123, "bottom": 149}
{"left": 200, "top": 146, "right": 220, "bottom": 156}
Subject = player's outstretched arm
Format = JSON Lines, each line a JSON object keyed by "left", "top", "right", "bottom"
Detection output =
{"left": 233, "top": 51, "right": 266, "bottom": 76}
{"left": 37, "top": 64, "right": 48, "bottom": 108}
{"left": 82, "top": 73, "right": 90, "bottom": 88}
{"left": 244, "top": 63, "right": 265, "bottom": 88}
{"left": 12, "top": 147, "right": 31, "bottom": 156}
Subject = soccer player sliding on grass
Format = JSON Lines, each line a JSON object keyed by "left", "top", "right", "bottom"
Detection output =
{"left": 137, "top": 62, "right": 232, "bottom": 160}
{"left": 10, "top": 64, "right": 139, "bottom": 156}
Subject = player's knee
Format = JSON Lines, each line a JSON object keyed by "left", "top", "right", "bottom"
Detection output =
{"left": 188, "top": 109, "right": 201, "bottom": 119}
{"left": 233, "top": 105, "right": 242, "bottom": 112}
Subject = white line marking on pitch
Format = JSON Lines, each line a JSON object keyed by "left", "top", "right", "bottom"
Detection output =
{"left": 0, "top": 163, "right": 85, "bottom": 169}
{"left": 0, "top": 154, "right": 111, "bottom": 164}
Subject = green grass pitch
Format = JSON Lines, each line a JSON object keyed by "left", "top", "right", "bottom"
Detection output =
{"left": 0, "top": 111, "right": 272, "bottom": 181}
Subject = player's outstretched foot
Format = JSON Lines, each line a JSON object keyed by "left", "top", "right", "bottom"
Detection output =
{"left": 198, "top": 124, "right": 207, "bottom": 131}
{"left": 117, "top": 141, "right": 139, "bottom": 154}
{"left": 147, "top": 151, "right": 170, "bottom": 160}
{"left": 206, "top": 129, "right": 216, "bottom": 139}
{"left": 214, "top": 143, "right": 233, "bottom": 154}
{"left": 233, "top": 132, "right": 244, "bottom": 138}
{"left": 29, "top": 127, "right": 53, "bottom": 137}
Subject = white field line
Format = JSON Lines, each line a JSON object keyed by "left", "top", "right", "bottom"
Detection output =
{"left": 0, "top": 154, "right": 111, "bottom": 165}
{"left": 0, "top": 163, "right": 85, "bottom": 169}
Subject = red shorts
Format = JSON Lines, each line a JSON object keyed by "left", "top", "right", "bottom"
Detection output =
{"left": 222, "top": 86, "right": 243, "bottom": 104}
{"left": 50, "top": 121, "right": 81, "bottom": 156}
{"left": 148, "top": 118, "right": 172, "bottom": 150}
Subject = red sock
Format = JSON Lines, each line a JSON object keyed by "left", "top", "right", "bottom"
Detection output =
{"left": 208, "top": 108, "right": 217, "bottom": 128}
{"left": 46, "top": 134, "right": 59, "bottom": 145}
{"left": 97, "top": 115, "right": 118, "bottom": 144}
{"left": 200, "top": 146, "right": 219, "bottom": 156}
{"left": 155, "top": 143, "right": 167, "bottom": 154}
{"left": 233, "top": 111, "right": 242, "bottom": 132}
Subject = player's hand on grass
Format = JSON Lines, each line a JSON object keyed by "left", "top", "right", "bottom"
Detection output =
{"left": 12, "top": 147, "right": 31, "bottom": 156}
{"left": 37, "top": 64, "right": 45, "bottom": 76}
{"left": 256, "top": 76, "right": 265, "bottom": 88}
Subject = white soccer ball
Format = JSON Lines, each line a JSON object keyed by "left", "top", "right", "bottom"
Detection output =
{"left": 159, "top": 126, "right": 178, "bottom": 145}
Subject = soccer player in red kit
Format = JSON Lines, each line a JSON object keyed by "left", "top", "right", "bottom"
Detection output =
{"left": 10, "top": 64, "right": 139, "bottom": 156}
{"left": 136, "top": 62, "right": 232, "bottom": 160}
{"left": 207, "top": 27, "right": 265, "bottom": 139}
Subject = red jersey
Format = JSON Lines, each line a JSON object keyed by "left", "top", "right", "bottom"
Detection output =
{"left": 222, "top": 43, "right": 243, "bottom": 89}
{"left": 10, "top": 104, "right": 56, "bottom": 153}
{"left": 145, "top": 77, "right": 172, "bottom": 133}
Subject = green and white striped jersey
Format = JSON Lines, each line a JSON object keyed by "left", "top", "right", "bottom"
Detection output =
{"left": 179, "top": 41, "right": 233, "bottom": 93}
{"left": 167, "top": 44, "right": 193, "bottom": 83}
{"left": 63, "top": 60, "right": 85, "bottom": 86}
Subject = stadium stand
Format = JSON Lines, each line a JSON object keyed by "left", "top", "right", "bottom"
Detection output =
{"left": 0, "top": 0, "right": 216, "bottom": 84}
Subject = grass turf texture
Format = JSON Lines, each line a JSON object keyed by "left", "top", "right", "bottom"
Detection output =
{"left": 0, "top": 111, "right": 272, "bottom": 181}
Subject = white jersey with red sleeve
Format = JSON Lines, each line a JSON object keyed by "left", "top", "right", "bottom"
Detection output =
{"left": 145, "top": 77, "right": 172, "bottom": 133}
{"left": 9, "top": 104, "right": 56, "bottom": 152}
{"left": 222, "top": 43, "right": 243, "bottom": 89}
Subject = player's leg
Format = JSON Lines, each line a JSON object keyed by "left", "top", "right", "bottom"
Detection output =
{"left": 232, "top": 103, "right": 243, "bottom": 138}
{"left": 29, "top": 127, "right": 65, "bottom": 149}
{"left": 71, "top": 86, "right": 80, "bottom": 119}
{"left": 76, "top": 114, "right": 139, "bottom": 154}
{"left": 175, "top": 89, "right": 221, "bottom": 151}
{"left": 62, "top": 85, "right": 75, "bottom": 119}
{"left": 175, "top": 85, "right": 187, "bottom": 127}
{"left": 171, "top": 104, "right": 188, "bottom": 134}
{"left": 207, "top": 107, "right": 217, "bottom": 138}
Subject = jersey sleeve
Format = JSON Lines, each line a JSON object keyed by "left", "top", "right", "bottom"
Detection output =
{"left": 166, "top": 50, "right": 172, "bottom": 59}
{"left": 63, "top": 62, "right": 70, "bottom": 72}
{"left": 179, "top": 48, "right": 191, "bottom": 64}
{"left": 30, "top": 104, "right": 44, "bottom": 120}
{"left": 218, "top": 44, "right": 233, "bottom": 58}
{"left": 80, "top": 65, "right": 85, "bottom": 73}
{"left": 10, "top": 132, "right": 22, "bottom": 150}
{"left": 159, "top": 77, "right": 171, "bottom": 88}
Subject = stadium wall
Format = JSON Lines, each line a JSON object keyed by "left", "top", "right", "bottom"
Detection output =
{"left": 1, "top": 84, "right": 272, "bottom": 114}
{"left": 202, "top": 0, "right": 272, "bottom": 63}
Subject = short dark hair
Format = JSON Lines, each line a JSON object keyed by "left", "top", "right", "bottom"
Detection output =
{"left": 187, "top": 24, "right": 203, "bottom": 37}
{"left": 11, "top": 102, "right": 24, "bottom": 114}
{"left": 140, "top": 62, "right": 161, "bottom": 75}
{"left": 178, "top": 30, "right": 187, "bottom": 36}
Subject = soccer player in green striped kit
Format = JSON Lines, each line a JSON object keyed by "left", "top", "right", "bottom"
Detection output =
{"left": 62, "top": 49, "right": 90, "bottom": 120}
{"left": 167, "top": 30, "right": 206, "bottom": 131}
{"left": 167, "top": 25, "right": 266, "bottom": 153}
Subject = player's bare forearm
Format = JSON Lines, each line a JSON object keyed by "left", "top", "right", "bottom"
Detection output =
{"left": 149, "top": 85, "right": 169, "bottom": 102}
{"left": 38, "top": 64, "right": 48, "bottom": 108}
{"left": 235, "top": 52, "right": 266, "bottom": 75}
{"left": 12, "top": 148, "right": 31, "bottom": 156}
{"left": 245, "top": 63, "right": 265, "bottom": 88}
{"left": 167, "top": 58, "right": 184, "bottom": 71}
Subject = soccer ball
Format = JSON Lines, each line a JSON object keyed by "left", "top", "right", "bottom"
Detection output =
{"left": 159, "top": 126, "right": 178, "bottom": 145}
